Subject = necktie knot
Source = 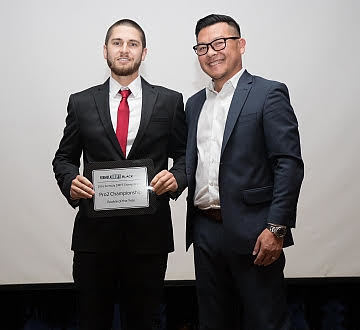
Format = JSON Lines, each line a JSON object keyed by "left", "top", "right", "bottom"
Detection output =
{"left": 120, "top": 89, "right": 131, "bottom": 99}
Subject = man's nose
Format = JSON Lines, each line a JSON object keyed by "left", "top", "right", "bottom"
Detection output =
{"left": 120, "top": 43, "right": 129, "bottom": 53}
{"left": 207, "top": 45, "right": 218, "bottom": 56}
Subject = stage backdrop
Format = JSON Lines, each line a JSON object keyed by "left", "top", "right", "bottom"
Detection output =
{"left": 0, "top": 0, "right": 359, "bottom": 284}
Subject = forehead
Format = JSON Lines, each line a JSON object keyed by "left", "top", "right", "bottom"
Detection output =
{"left": 197, "top": 22, "right": 236, "bottom": 43}
{"left": 109, "top": 24, "right": 142, "bottom": 41}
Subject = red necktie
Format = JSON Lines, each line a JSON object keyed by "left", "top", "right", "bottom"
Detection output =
{"left": 116, "top": 89, "right": 131, "bottom": 156}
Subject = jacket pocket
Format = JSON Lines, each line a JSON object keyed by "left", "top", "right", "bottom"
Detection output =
{"left": 242, "top": 185, "right": 273, "bottom": 205}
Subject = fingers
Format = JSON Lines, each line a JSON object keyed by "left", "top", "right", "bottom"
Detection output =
{"left": 254, "top": 248, "right": 280, "bottom": 266}
{"left": 262, "top": 252, "right": 281, "bottom": 267}
{"left": 253, "top": 250, "right": 265, "bottom": 266}
{"left": 253, "top": 237, "right": 260, "bottom": 256}
{"left": 70, "top": 175, "right": 95, "bottom": 200}
{"left": 150, "top": 170, "right": 178, "bottom": 195}
{"left": 253, "top": 229, "right": 283, "bottom": 266}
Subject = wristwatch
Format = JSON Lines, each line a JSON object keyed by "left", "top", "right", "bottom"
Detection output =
{"left": 267, "top": 223, "right": 287, "bottom": 238}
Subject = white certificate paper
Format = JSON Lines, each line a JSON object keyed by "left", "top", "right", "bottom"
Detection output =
{"left": 92, "top": 167, "right": 149, "bottom": 211}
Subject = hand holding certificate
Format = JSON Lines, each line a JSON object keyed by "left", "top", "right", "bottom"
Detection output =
{"left": 150, "top": 170, "right": 178, "bottom": 195}
{"left": 70, "top": 175, "right": 95, "bottom": 200}
{"left": 83, "top": 159, "right": 158, "bottom": 217}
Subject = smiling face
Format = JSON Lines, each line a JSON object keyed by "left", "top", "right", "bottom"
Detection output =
{"left": 103, "top": 24, "right": 147, "bottom": 85}
{"left": 197, "top": 22, "right": 246, "bottom": 92}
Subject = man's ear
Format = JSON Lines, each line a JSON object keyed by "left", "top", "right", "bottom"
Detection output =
{"left": 239, "top": 38, "right": 246, "bottom": 55}
{"left": 141, "top": 47, "right": 148, "bottom": 61}
{"left": 103, "top": 44, "right": 108, "bottom": 60}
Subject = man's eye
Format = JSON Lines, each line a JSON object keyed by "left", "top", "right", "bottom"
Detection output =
{"left": 213, "top": 40, "right": 225, "bottom": 48}
{"left": 198, "top": 45, "right": 207, "bottom": 52}
{"left": 129, "top": 42, "right": 138, "bottom": 47}
{"left": 113, "top": 41, "right": 120, "bottom": 46}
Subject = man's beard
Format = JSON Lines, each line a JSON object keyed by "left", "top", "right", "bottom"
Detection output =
{"left": 107, "top": 57, "right": 142, "bottom": 77}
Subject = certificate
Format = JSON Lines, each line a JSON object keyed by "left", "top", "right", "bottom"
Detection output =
{"left": 84, "top": 159, "right": 158, "bottom": 217}
{"left": 92, "top": 166, "right": 149, "bottom": 211}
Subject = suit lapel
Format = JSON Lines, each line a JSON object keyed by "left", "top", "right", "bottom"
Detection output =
{"left": 221, "top": 70, "right": 253, "bottom": 156}
{"left": 187, "top": 90, "right": 206, "bottom": 171}
{"left": 127, "top": 78, "right": 158, "bottom": 159}
{"left": 93, "top": 79, "right": 125, "bottom": 158}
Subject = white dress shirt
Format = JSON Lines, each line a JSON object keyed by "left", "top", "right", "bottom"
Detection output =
{"left": 109, "top": 75, "right": 142, "bottom": 157}
{"left": 194, "top": 68, "right": 245, "bottom": 210}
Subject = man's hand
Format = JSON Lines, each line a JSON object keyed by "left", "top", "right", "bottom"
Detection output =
{"left": 253, "top": 228, "right": 283, "bottom": 266}
{"left": 150, "top": 170, "right": 178, "bottom": 195}
{"left": 70, "top": 175, "right": 95, "bottom": 200}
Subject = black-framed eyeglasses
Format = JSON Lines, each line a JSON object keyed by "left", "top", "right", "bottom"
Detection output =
{"left": 193, "top": 37, "right": 240, "bottom": 56}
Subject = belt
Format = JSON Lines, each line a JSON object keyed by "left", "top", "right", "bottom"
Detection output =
{"left": 199, "top": 208, "right": 222, "bottom": 222}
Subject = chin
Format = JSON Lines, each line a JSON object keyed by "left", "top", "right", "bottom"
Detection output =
{"left": 209, "top": 71, "right": 225, "bottom": 80}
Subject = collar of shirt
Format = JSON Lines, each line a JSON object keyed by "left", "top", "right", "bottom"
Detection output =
{"left": 109, "top": 75, "right": 142, "bottom": 99}
{"left": 206, "top": 67, "right": 246, "bottom": 97}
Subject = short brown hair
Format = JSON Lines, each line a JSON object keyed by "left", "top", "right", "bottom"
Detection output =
{"left": 105, "top": 19, "right": 146, "bottom": 47}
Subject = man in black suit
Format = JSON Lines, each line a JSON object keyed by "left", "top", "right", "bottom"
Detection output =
{"left": 53, "top": 19, "right": 186, "bottom": 330}
{"left": 185, "top": 14, "right": 304, "bottom": 329}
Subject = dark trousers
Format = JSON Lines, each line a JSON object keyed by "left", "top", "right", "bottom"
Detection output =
{"left": 73, "top": 251, "right": 168, "bottom": 330}
{"left": 193, "top": 212, "right": 291, "bottom": 330}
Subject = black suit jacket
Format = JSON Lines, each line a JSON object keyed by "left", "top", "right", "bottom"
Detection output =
{"left": 53, "top": 77, "right": 187, "bottom": 254}
{"left": 185, "top": 70, "right": 304, "bottom": 253}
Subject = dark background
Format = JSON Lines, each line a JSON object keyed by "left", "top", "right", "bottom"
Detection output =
{"left": 0, "top": 278, "right": 359, "bottom": 330}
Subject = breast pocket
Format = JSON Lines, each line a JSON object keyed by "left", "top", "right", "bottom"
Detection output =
{"left": 150, "top": 116, "right": 169, "bottom": 123}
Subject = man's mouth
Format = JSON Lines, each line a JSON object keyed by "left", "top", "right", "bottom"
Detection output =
{"left": 117, "top": 58, "right": 131, "bottom": 63}
{"left": 208, "top": 59, "right": 224, "bottom": 67}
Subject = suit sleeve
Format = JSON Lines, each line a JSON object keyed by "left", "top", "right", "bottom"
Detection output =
{"left": 52, "top": 95, "right": 82, "bottom": 208}
{"left": 168, "top": 93, "right": 187, "bottom": 199}
{"left": 263, "top": 82, "right": 304, "bottom": 227}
